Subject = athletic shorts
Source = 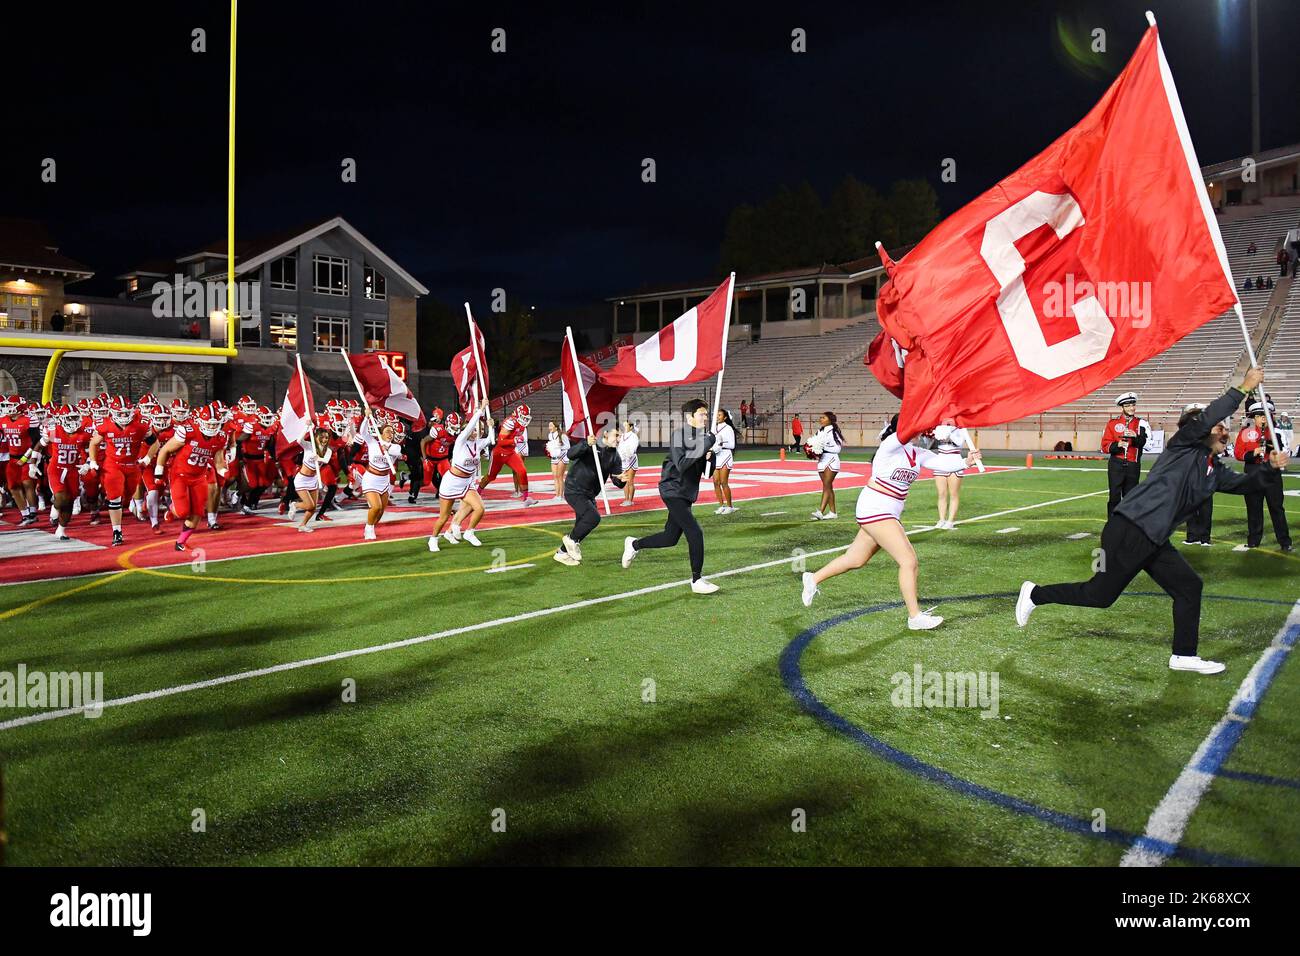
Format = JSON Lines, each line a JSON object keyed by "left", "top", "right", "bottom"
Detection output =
{"left": 47, "top": 465, "right": 81, "bottom": 497}
{"left": 170, "top": 474, "right": 209, "bottom": 520}
{"left": 711, "top": 450, "right": 732, "bottom": 471}
{"left": 102, "top": 466, "right": 141, "bottom": 502}
{"left": 854, "top": 484, "right": 906, "bottom": 527}
{"left": 5, "top": 459, "right": 32, "bottom": 487}
{"left": 818, "top": 454, "right": 841, "bottom": 473}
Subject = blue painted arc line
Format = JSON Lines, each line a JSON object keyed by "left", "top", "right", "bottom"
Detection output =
{"left": 778, "top": 591, "right": 1298, "bottom": 866}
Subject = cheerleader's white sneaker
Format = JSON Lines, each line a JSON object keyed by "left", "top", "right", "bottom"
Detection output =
{"left": 427, "top": 535, "right": 440, "bottom": 552}
{"left": 822, "top": 511, "right": 837, "bottom": 520}
{"left": 363, "top": 524, "right": 376, "bottom": 540}
{"left": 463, "top": 530, "right": 482, "bottom": 547}
{"left": 801, "top": 572, "right": 819, "bottom": 607}
{"left": 1169, "top": 655, "right": 1226, "bottom": 675}
{"left": 810, "top": 511, "right": 824, "bottom": 521}
{"left": 907, "top": 612, "right": 944, "bottom": 630}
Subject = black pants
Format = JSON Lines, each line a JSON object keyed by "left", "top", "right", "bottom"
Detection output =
{"left": 1244, "top": 461, "right": 1291, "bottom": 548}
{"left": 1106, "top": 458, "right": 1140, "bottom": 516}
{"left": 1185, "top": 496, "right": 1213, "bottom": 543}
{"left": 564, "top": 491, "right": 601, "bottom": 545}
{"left": 1031, "top": 515, "right": 1203, "bottom": 656}
{"left": 633, "top": 495, "right": 704, "bottom": 580}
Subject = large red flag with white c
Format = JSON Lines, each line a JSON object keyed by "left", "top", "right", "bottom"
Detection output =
{"left": 602, "top": 275, "right": 733, "bottom": 388}
{"left": 876, "top": 24, "right": 1237, "bottom": 440}
{"left": 561, "top": 343, "right": 628, "bottom": 439}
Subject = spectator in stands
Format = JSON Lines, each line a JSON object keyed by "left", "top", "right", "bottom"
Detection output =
{"left": 1247, "top": 241, "right": 1257, "bottom": 255}
{"left": 1265, "top": 276, "right": 1274, "bottom": 290}
{"left": 740, "top": 400, "right": 750, "bottom": 428}
{"left": 1278, "top": 248, "right": 1289, "bottom": 277}
{"left": 1243, "top": 277, "right": 1253, "bottom": 292}
{"left": 791, "top": 414, "right": 803, "bottom": 451}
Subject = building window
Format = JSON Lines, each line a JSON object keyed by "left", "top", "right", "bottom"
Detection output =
{"left": 126, "top": 277, "right": 139, "bottom": 294}
{"left": 66, "top": 370, "right": 108, "bottom": 403}
{"left": 269, "top": 313, "right": 298, "bottom": 350}
{"left": 363, "top": 266, "right": 386, "bottom": 300}
{"left": 151, "top": 373, "right": 189, "bottom": 406}
{"left": 0, "top": 370, "right": 16, "bottom": 395}
{"left": 236, "top": 313, "right": 262, "bottom": 347}
{"left": 363, "top": 319, "right": 387, "bottom": 351}
{"left": 270, "top": 254, "right": 297, "bottom": 290}
{"left": 313, "top": 315, "right": 349, "bottom": 353}
{"left": 313, "top": 255, "right": 350, "bottom": 296}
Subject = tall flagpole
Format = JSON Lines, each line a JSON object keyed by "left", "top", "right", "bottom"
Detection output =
{"left": 226, "top": 0, "right": 238, "bottom": 351}
{"left": 708, "top": 273, "right": 736, "bottom": 426}
{"left": 464, "top": 303, "right": 491, "bottom": 477}
{"left": 566, "top": 326, "right": 612, "bottom": 515}
{"left": 1148, "top": 9, "right": 1280, "bottom": 449}
{"left": 294, "top": 353, "right": 312, "bottom": 441}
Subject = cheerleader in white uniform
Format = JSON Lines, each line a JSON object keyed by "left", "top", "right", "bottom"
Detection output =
{"left": 429, "top": 405, "right": 492, "bottom": 552}
{"left": 358, "top": 412, "right": 406, "bottom": 540}
{"left": 930, "top": 421, "right": 975, "bottom": 530}
{"left": 808, "top": 411, "right": 844, "bottom": 520}
{"left": 617, "top": 421, "right": 640, "bottom": 507}
{"left": 799, "top": 414, "right": 981, "bottom": 630}
{"left": 712, "top": 409, "right": 737, "bottom": 514}
{"left": 292, "top": 425, "right": 334, "bottom": 533}
{"left": 546, "top": 421, "right": 570, "bottom": 502}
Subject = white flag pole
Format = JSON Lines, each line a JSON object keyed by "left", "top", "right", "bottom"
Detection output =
{"left": 294, "top": 353, "right": 313, "bottom": 442}
{"left": 1149, "top": 8, "right": 1280, "bottom": 449}
{"left": 340, "top": 351, "right": 380, "bottom": 437}
{"left": 709, "top": 273, "right": 736, "bottom": 425}
{"left": 464, "top": 303, "right": 491, "bottom": 477}
{"left": 566, "top": 326, "right": 612, "bottom": 515}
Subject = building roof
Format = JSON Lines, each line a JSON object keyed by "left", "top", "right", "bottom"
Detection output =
{"left": 121, "top": 216, "right": 430, "bottom": 296}
{"left": 0, "top": 218, "right": 94, "bottom": 278}
{"left": 1201, "top": 143, "right": 1300, "bottom": 182}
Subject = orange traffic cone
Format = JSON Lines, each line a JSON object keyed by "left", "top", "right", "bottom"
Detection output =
{"left": 779, "top": 447, "right": 786, "bottom": 462}
{"left": 1026, "top": 453, "right": 1034, "bottom": 468}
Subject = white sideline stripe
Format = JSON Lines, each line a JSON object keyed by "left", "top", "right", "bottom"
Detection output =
{"left": 760, "top": 511, "right": 788, "bottom": 516}
{"left": 0, "top": 461, "right": 1029, "bottom": 587}
{"left": 1118, "top": 600, "right": 1300, "bottom": 868}
{"left": 996, "top": 528, "right": 1020, "bottom": 534}
{"left": 484, "top": 563, "right": 534, "bottom": 574}
{"left": 0, "top": 488, "right": 1106, "bottom": 732}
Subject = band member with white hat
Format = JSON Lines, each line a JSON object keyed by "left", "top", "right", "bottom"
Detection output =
{"left": 1101, "top": 391, "right": 1148, "bottom": 516}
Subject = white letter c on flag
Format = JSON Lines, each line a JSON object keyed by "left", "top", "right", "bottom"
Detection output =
{"left": 634, "top": 310, "right": 698, "bottom": 383}
{"left": 980, "top": 190, "right": 1113, "bottom": 379}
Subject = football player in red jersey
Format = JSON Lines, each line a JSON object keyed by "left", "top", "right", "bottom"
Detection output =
{"left": 138, "top": 406, "right": 176, "bottom": 533}
{"left": 421, "top": 409, "right": 453, "bottom": 497}
{"left": 25, "top": 404, "right": 90, "bottom": 540}
{"left": 480, "top": 403, "right": 537, "bottom": 505}
{"left": 155, "top": 405, "right": 229, "bottom": 552}
{"left": 86, "top": 395, "right": 153, "bottom": 546}
{"left": 2, "top": 396, "right": 42, "bottom": 525}
{"left": 238, "top": 405, "right": 279, "bottom": 514}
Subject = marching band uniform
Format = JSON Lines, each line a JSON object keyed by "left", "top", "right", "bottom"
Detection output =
{"left": 1101, "top": 392, "right": 1148, "bottom": 516}
{"left": 1234, "top": 402, "right": 1292, "bottom": 551}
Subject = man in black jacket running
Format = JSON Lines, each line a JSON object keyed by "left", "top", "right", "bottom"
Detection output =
{"left": 553, "top": 429, "right": 628, "bottom": 567}
{"left": 1015, "top": 367, "right": 1288, "bottom": 674}
{"left": 621, "top": 398, "right": 719, "bottom": 593}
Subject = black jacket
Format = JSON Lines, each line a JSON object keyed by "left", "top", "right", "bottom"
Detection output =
{"left": 1115, "top": 388, "right": 1278, "bottom": 543}
{"left": 658, "top": 425, "right": 715, "bottom": 503}
{"left": 564, "top": 441, "right": 625, "bottom": 500}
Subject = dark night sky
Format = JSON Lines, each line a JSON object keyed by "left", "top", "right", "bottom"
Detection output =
{"left": 6, "top": 0, "right": 1299, "bottom": 311}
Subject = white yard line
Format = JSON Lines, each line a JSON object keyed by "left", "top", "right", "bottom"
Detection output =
{"left": 0, "top": 488, "right": 1105, "bottom": 732}
{"left": 1119, "top": 600, "right": 1300, "bottom": 867}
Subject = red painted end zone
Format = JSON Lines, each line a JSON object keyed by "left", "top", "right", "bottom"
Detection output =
{"left": 0, "top": 459, "right": 1013, "bottom": 584}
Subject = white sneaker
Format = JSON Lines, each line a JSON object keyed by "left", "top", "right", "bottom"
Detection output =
{"left": 363, "top": 524, "right": 376, "bottom": 540}
{"left": 800, "top": 572, "right": 819, "bottom": 607}
{"left": 562, "top": 534, "right": 582, "bottom": 561}
{"left": 427, "top": 535, "right": 440, "bottom": 552}
{"left": 907, "top": 612, "right": 944, "bottom": 630}
{"left": 298, "top": 524, "right": 314, "bottom": 533}
{"left": 810, "top": 511, "right": 823, "bottom": 521}
{"left": 288, "top": 504, "right": 298, "bottom": 519}
{"left": 71, "top": 498, "right": 82, "bottom": 516}
{"left": 1015, "top": 581, "right": 1037, "bottom": 627}
{"left": 619, "top": 500, "right": 635, "bottom": 507}
{"left": 443, "top": 531, "right": 460, "bottom": 545}
{"left": 463, "top": 530, "right": 482, "bottom": 547}
{"left": 509, "top": 491, "right": 523, "bottom": 499}
{"left": 1169, "top": 654, "right": 1226, "bottom": 675}
{"left": 1232, "top": 544, "right": 1252, "bottom": 552}
{"left": 715, "top": 506, "right": 726, "bottom": 514}
{"left": 54, "top": 528, "right": 69, "bottom": 541}
{"left": 822, "top": 511, "right": 837, "bottom": 520}
{"left": 553, "top": 551, "right": 579, "bottom": 566}
{"left": 523, "top": 497, "right": 540, "bottom": 507}
{"left": 1199, "top": 541, "right": 1212, "bottom": 547}
{"left": 621, "top": 536, "right": 638, "bottom": 569}
{"left": 691, "top": 578, "right": 719, "bottom": 594}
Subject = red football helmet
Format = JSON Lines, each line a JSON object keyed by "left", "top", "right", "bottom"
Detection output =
{"left": 169, "top": 398, "right": 191, "bottom": 422}
{"left": 257, "top": 405, "right": 276, "bottom": 427}
{"left": 514, "top": 403, "right": 532, "bottom": 426}
{"left": 444, "top": 412, "right": 462, "bottom": 436}
{"left": 429, "top": 406, "right": 445, "bottom": 425}
{"left": 195, "top": 405, "right": 223, "bottom": 437}
{"left": 108, "top": 395, "right": 135, "bottom": 426}
{"left": 237, "top": 394, "right": 256, "bottom": 414}
{"left": 57, "top": 404, "right": 82, "bottom": 432}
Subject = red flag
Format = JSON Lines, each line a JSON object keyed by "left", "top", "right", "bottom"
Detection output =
{"left": 347, "top": 352, "right": 426, "bottom": 431}
{"left": 450, "top": 317, "right": 489, "bottom": 413}
{"left": 602, "top": 275, "right": 733, "bottom": 388}
{"left": 876, "top": 24, "right": 1237, "bottom": 440}
{"left": 275, "top": 358, "right": 315, "bottom": 459}
{"left": 865, "top": 329, "right": 906, "bottom": 399}
{"left": 561, "top": 343, "right": 628, "bottom": 439}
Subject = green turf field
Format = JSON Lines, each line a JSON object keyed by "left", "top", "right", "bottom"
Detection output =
{"left": 1, "top": 451, "right": 1297, "bottom": 865}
